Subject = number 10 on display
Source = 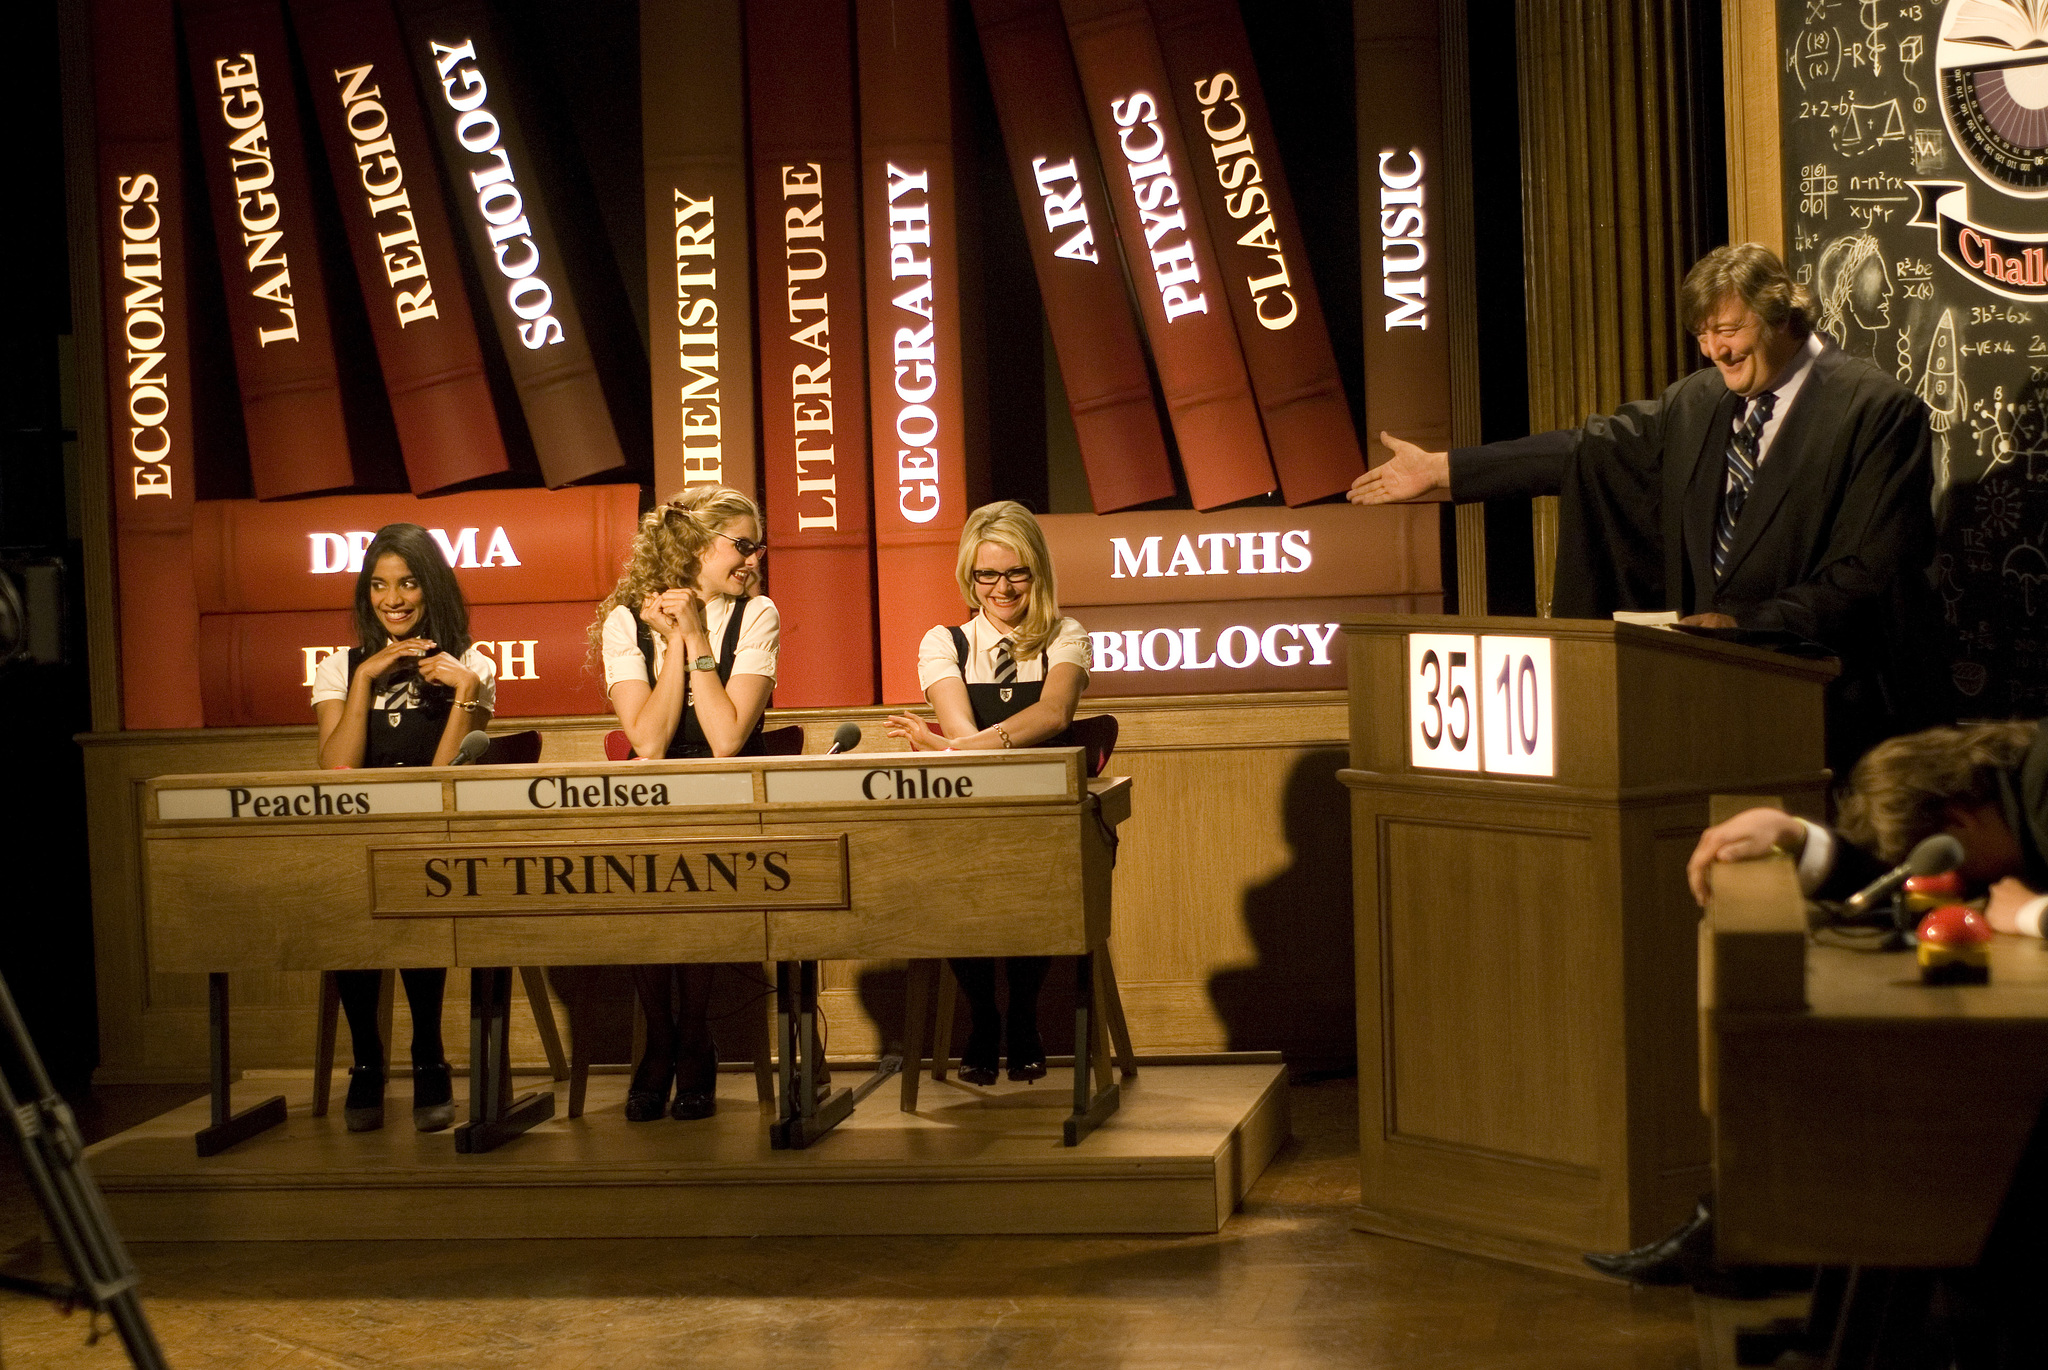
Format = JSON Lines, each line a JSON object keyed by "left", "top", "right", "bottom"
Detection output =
{"left": 1407, "top": 634, "right": 1554, "bottom": 777}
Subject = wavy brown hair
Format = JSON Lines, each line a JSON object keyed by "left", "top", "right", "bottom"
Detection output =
{"left": 1680, "top": 243, "right": 1816, "bottom": 340}
{"left": 1837, "top": 721, "right": 2037, "bottom": 863}
{"left": 954, "top": 501, "right": 1061, "bottom": 660}
{"left": 586, "top": 485, "right": 761, "bottom": 667}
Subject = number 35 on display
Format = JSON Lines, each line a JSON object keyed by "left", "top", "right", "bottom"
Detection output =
{"left": 1406, "top": 634, "right": 1554, "bottom": 777}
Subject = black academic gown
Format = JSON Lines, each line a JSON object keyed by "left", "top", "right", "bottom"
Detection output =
{"left": 1450, "top": 341, "right": 1944, "bottom": 776}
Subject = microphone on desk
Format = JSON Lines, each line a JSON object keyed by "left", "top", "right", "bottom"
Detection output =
{"left": 450, "top": 730, "right": 491, "bottom": 767}
{"left": 826, "top": 723, "right": 861, "bottom": 755}
{"left": 1834, "top": 833, "right": 1965, "bottom": 925}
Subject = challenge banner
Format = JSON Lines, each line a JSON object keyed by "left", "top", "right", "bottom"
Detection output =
{"left": 1910, "top": 181, "right": 2048, "bottom": 301}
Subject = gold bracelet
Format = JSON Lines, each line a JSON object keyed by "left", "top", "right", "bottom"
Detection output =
{"left": 994, "top": 725, "right": 1013, "bottom": 749}
{"left": 453, "top": 699, "right": 483, "bottom": 712}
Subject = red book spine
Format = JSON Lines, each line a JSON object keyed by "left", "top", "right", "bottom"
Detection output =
{"left": 181, "top": 0, "right": 371, "bottom": 499}
{"left": 748, "top": 0, "right": 878, "bottom": 706}
{"left": 644, "top": 0, "right": 758, "bottom": 499}
{"left": 93, "top": 0, "right": 204, "bottom": 728}
{"left": 287, "top": 0, "right": 512, "bottom": 494}
{"left": 857, "top": 0, "right": 972, "bottom": 703}
{"left": 969, "top": 0, "right": 1175, "bottom": 513}
{"left": 1057, "top": 0, "right": 1276, "bottom": 510}
{"left": 394, "top": 0, "right": 633, "bottom": 487}
{"left": 199, "top": 600, "right": 608, "bottom": 726}
{"left": 1355, "top": 1, "right": 1452, "bottom": 453}
{"left": 1149, "top": 0, "right": 1364, "bottom": 506}
{"left": 190, "top": 485, "right": 642, "bottom": 612}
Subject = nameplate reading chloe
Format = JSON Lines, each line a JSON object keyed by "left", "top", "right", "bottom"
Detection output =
{"left": 369, "top": 836, "right": 849, "bottom": 916}
{"left": 156, "top": 780, "right": 444, "bottom": 821}
{"left": 761, "top": 760, "right": 1074, "bottom": 805}
{"left": 453, "top": 769, "right": 753, "bottom": 812}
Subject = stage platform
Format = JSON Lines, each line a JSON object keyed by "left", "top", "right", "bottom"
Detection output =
{"left": 89, "top": 1062, "right": 1289, "bottom": 1241}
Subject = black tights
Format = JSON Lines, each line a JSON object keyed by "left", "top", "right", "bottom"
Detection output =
{"left": 631, "top": 964, "right": 716, "bottom": 1091}
{"left": 948, "top": 957, "right": 1050, "bottom": 1041}
{"left": 334, "top": 968, "right": 446, "bottom": 1071}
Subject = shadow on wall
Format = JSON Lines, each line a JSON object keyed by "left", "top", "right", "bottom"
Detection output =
{"left": 1207, "top": 746, "right": 1355, "bottom": 1077}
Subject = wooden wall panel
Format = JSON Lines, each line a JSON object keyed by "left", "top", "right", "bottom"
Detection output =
{"left": 82, "top": 692, "right": 1357, "bottom": 1080}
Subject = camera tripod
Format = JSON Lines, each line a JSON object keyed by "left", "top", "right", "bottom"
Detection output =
{"left": 0, "top": 970, "right": 167, "bottom": 1368}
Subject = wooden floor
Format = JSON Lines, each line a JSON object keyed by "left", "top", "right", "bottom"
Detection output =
{"left": 85, "top": 1063, "right": 1288, "bottom": 1241}
{"left": 0, "top": 1079, "right": 1701, "bottom": 1369}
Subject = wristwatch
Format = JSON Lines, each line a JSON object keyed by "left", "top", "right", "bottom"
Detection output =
{"left": 690, "top": 654, "right": 717, "bottom": 672}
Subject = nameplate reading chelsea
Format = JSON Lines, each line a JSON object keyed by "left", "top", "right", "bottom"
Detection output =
{"left": 369, "top": 836, "right": 849, "bottom": 916}
{"left": 1407, "top": 633, "right": 1555, "bottom": 777}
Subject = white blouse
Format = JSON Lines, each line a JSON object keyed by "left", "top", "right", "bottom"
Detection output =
{"left": 916, "top": 612, "right": 1091, "bottom": 692}
{"left": 601, "top": 594, "right": 780, "bottom": 691}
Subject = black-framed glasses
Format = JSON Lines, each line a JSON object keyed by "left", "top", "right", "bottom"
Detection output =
{"left": 971, "top": 566, "right": 1032, "bottom": 586}
{"left": 716, "top": 530, "right": 768, "bottom": 559}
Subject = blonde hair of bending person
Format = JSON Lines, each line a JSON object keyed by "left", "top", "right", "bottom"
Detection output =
{"left": 954, "top": 501, "right": 1062, "bottom": 661}
{"left": 586, "top": 485, "right": 761, "bottom": 668}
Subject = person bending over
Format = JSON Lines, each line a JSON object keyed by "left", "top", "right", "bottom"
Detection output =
{"left": 592, "top": 486, "right": 776, "bottom": 1122}
{"left": 311, "top": 522, "right": 495, "bottom": 1132}
{"left": 886, "top": 501, "right": 1092, "bottom": 1084}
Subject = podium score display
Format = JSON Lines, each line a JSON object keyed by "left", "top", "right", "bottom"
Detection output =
{"left": 1405, "top": 633, "right": 1555, "bottom": 777}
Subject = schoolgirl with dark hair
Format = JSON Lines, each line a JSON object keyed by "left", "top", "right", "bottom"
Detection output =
{"left": 311, "top": 522, "right": 498, "bottom": 1132}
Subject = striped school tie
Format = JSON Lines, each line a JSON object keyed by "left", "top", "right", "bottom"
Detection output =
{"left": 993, "top": 640, "right": 1017, "bottom": 685}
{"left": 1714, "top": 390, "right": 1777, "bottom": 578}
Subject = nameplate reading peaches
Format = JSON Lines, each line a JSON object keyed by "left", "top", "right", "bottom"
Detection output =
{"left": 761, "top": 760, "right": 1074, "bottom": 805}
{"left": 156, "top": 780, "right": 444, "bottom": 822}
{"left": 368, "top": 836, "right": 849, "bottom": 916}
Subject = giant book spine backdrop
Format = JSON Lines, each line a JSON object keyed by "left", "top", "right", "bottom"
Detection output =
{"left": 93, "top": 0, "right": 205, "bottom": 727}
{"left": 1058, "top": 0, "right": 1275, "bottom": 510}
{"left": 393, "top": 0, "right": 635, "bottom": 487}
{"left": 644, "top": 0, "right": 757, "bottom": 499}
{"left": 181, "top": 0, "right": 386, "bottom": 499}
{"left": 1150, "top": 0, "right": 1363, "bottom": 505}
{"left": 1353, "top": 0, "right": 1450, "bottom": 456}
{"left": 191, "top": 485, "right": 639, "bottom": 724}
{"left": 288, "top": 0, "right": 512, "bottom": 494}
{"left": 748, "top": 0, "right": 877, "bottom": 705}
{"left": 857, "top": 0, "right": 972, "bottom": 703}
{"left": 970, "top": 0, "right": 1175, "bottom": 513}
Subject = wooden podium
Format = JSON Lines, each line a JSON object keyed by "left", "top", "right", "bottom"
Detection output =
{"left": 1339, "top": 614, "right": 1836, "bottom": 1275}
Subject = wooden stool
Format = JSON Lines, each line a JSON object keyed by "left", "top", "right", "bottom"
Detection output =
{"left": 311, "top": 968, "right": 569, "bottom": 1116}
{"left": 565, "top": 963, "right": 779, "bottom": 1118}
{"left": 898, "top": 948, "right": 1136, "bottom": 1111}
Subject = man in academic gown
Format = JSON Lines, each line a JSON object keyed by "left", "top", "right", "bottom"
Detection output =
{"left": 1351, "top": 242, "right": 1944, "bottom": 778}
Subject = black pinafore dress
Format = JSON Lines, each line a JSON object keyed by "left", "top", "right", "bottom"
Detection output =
{"left": 947, "top": 623, "right": 1076, "bottom": 747}
{"left": 347, "top": 649, "right": 453, "bottom": 769}
{"left": 637, "top": 596, "right": 766, "bottom": 759}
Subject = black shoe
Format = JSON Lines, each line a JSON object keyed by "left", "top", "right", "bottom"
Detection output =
{"left": 959, "top": 1022, "right": 1001, "bottom": 1086}
{"left": 671, "top": 1048, "right": 717, "bottom": 1120}
{"left": 1006, "top": 1022, "right": 1047, "bottom": 1083}
{"left": 343, "top": 1065, "right": 385, "bottom": 1133}
{"left": 624, "top": 1050, "right": 673, "bottom": 1123}
{"left": 1583, "top": 1203, "right": 1811, "bottom": 1299}
{"left": 412, "top": 1061, "right": 455, "bottom": 1133}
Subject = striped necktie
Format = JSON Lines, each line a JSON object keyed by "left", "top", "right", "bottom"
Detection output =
{"left": 1713, "top": 390, "right": 1777, "bottom": 577}
{"left": 993, "top": 639, "right": 1017, "bottom": 685}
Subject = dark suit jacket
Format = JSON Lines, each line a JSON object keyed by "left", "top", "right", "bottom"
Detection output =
{"left": 1450, "top": 342, "right": 1943, "bottom": 774}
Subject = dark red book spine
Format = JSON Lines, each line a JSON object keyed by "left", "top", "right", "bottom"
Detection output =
{"left": 393, "top": 0, "right": 633, "bottom": 487}
{"left": 189, "top": 485, "right": 642, "bottom": 612}
{"left": 969, "top": 0, "right": 1175, "bottom": 514}
{"left": 747, "top": 0, "right": 878, "bottom": 706}
{"left": 199, "top": 599, "right": 608, "bottom": 726}
{"left": 1057, "top": 0, "right": 1276, "bottom": 510}
{"left": 1355, "top": 1, "right": 1452, "bottom": 453}
{"left": 1150, "top": 0, "right": 1364, "bottom": 506}
{"left": 287, "top": 0, "right": 512, "bottom": 494}
{"left": 644, "top": 0, "right": 758, "bottom": 500}
{"left": 857, "top": 0, "right": 972, "bottom": 703}
{"left": 180, "top": 0, "right": 370, "bottom": 499}
{"left": 93, "top": 0, "right": 204, "bottom": 728}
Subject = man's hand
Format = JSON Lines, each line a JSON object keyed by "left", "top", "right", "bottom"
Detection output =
{"left": 1348, "top": 431, "right": 1450, "bottom": 505}
{"left": 1686, "top": 807, "right": 1808, "bottom": 906}
{"left": 1678, "top": 612, "right": 1740, "bottom": 629}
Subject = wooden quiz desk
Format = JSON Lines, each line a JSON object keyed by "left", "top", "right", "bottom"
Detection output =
{"left": 140, "top": 748, "right": 1130, "bottom": 1155}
